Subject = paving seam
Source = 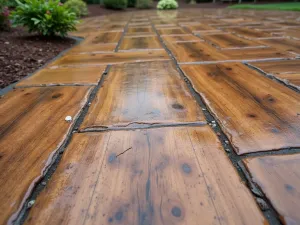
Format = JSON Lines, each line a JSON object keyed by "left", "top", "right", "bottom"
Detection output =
{"left": 9, "top": 16, "right": 298, "bottom": 225}
{"left": 79, "top": 121, "right": 207, "bottom": 132}
{"left": 11, "top": 21, "right": 131, "bottom": 223}
{"left": 245, "top": 62, "right": 300, "bottom": 93}
{"left": 151, "top": 18, "right": 283, "bottom": 225}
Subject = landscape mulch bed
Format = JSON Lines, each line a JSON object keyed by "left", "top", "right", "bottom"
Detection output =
{"left": 0, "top": 28, "right": 75, "bottom": 89}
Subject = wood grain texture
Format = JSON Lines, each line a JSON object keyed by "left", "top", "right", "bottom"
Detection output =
{"left": 80, "top": 61, "right": 205, "bottom": 130}
{"left": 225, "top": 27, "right": 273, "bottom": 39}
{"left": 16, "top": 66, "right": 106, "bottom": 87}
{"left": 162, "top": 34, "right": 202, "bottom": 43}
{"left": 182, "top": 24, "right": 219, "bottom": 32}
{"left": 49, "top": 50, "right": 170, "bottom": 67}
{"left": 202, "top": 33, "right": 264, "bottom": 48}
{"left": 0, "top": 86, "right": 92, "bottom": 224}
{"left": 244, "top": 154, "right": 300, "bottom": 225}
{"left": 251, "top": 60, "right": 300, "bottom": 74}
{"left": 257, "top": 38, "right": 300, "bottom": 54}
{"left": 127, "top": 27, "right": 153, "bottom": 34}
{"left": 276, "top": 73, "right": 300, "bottom": 88}
{"left": 181, "top": 63, "right": 300, "bottom": 154}
{"left": 119, "top": 36, "right": 163, "bottom": 50}
{"left": 68, "top": 44, "right": 116, "bottom": 54}
{"left": 251, "top": 60, "right": 300, "bottom": 89}
{"left": 166, "top": 41, "right": 227, "bottom": 62}
{"left": 221, "top": 47, "right": 293, "bottom": 61}
{"left": 25, "top": 126, "right": 266, "bottom": 225}
{"left": 84, "top": 32, "right": 123, "bottom": 44}
{"left": 157, "top": 28, "right": 188, "bottom": 35}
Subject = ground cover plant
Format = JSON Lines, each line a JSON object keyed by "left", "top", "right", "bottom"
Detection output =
{"left": 157, "top": 0, "right": 178, "bottom": 10}
{"left": 10, "top": 0, "right": 78, "bottom": 36}
{"left": 64, "top": 0, "right": 89, "bottom": 17}
{"left": 229, "top": 2, "right": 300, "bottom": 11}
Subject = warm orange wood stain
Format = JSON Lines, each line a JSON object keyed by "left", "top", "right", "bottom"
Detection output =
{"left": 0, "top": 87, "right": 92, "bottom": 224}
{"left": 49, "top": 50, "right": 170, "bottom": 67}
{"left": 25, "top": 126, "right": 266, "bottom": 225}
{"left": 119, "top": 36, "right": 163, "bottom": 50}
{"left": 80, "top": 61, "right": 205, "bottom": 129}
{"left": 16, "top": 66, "right": 106, "bottom": 87}
{"left": 68, "top": 43, "right": 116, "bottom": 54}
{"left": 244, "top": 154, "right": 300, "bottom": 225}
{"left": 202, "top": 33, "right": 264, "bottom": 48}
{"left": 181, "top": 63, "right": 300, "bottom": 154}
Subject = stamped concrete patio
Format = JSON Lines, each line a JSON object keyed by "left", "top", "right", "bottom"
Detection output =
{"left": 0, "top": 8, "right": 300, "bottom": 225}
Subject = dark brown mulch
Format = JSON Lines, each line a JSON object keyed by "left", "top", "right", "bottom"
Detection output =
{"left": 0, "top": 27, "right": 75, "bottom": 89}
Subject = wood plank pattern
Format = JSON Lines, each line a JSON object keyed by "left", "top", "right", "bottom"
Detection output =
{"left": 181, "top": 63, "right": 300, "bottom": 154}
{"left": 84, "top": 31, "right": 123, "bottom": 44}
{"left": 221, "top": 47, "right": 293, "bottom": 61}
{"left": 157, "top": 28, "right": 188, "bottom": 35}
{"left": 257, "top": 38, "right": 300, "bottom": 54}
{"left": 127, "top": 27, "right": 153, "bottom": 34}
{"left": 182, "top": 23, "right": 219, "bottom": 32}
{"left": 166, "top": 41, "right": 227, "bottom": 62}
{"left": 0, "top": 86, "right": 92, "bottom": 224}
{"left": 68, "top": 44, "right": 116, "bottom": 54}
{"left": 250, "top": 60, "right": 300, "bottom": 89}
{"left": 49, "top": 50, "right": 170, "bottom": 67}
{"left": 202, "top": 33, "right": 264, "bottom": 48}
{"left": 80, "top": 61, "right": 205, "bottom": 129}
{"left": 119, "top": 36, "right": 162, "bottom": 50}
{"left": 225, "top": 27, "right": 273, "bottom": 39}
{"left": 244, "top": 154, "right": 300, "bottom": 225}
{"left": 16, "top": 66, "right": 106, "bottom": 87}
{"left": 24, "top": 126, "right": 266, "bottom": 225}
{"left": 162, "top": 34, "right": 202, "bottom": 43}
{"left": 276, "top": 73, "right": 300, "bottom": 88}
{"left": 251, "top": 60, "right": 300, "bottom": 75}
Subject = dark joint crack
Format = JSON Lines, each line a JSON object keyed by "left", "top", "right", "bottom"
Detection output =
{"left": 116, "top": 147, "right": 133, "bottom": 158}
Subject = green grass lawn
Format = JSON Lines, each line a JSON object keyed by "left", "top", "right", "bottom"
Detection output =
{"left": 228, "top": 2, "right": 300, "bottom": 11}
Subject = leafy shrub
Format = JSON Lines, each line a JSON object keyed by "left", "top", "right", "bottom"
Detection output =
{"left": 136, "top": 0, "right": 152, "bottom": 9}
{"left": 10, "top": 0, "right": 78, "bottom": 36}
{"left": 127, "top": 0, "right": 135, "bottom": 7}
{"left": 157, "top": 0, "right": 178, "bottom": 9}
{"left": 104, "top": 0, "right": 127, "bottom": 9}
{"left": 0, "top": 0, "right": 10, "bottom": 30}
{"left": 64, "top": 0, "right": 88, "bottom": 17}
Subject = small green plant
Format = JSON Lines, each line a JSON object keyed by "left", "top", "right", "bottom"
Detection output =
{"left": 157, "top": 0, "right": 178, "bottom": 10}
{"left": 0, "top": 0, "right": 10, "bottom": 30}
{"left": 136, "top": 0, "right": 152, "bottom": 9}
{"left": 10, "top": 0, "right": 78, "bottom": 36}
{"left": 104, "top": 0, "right": 127, "bottom": 9}
{"left": 64, "top": 0, "right": 88, "bottom": 17}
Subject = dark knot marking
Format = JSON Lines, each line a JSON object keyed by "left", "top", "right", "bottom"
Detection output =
{"left": 182, "top": 163, "right": 191, "bottom": 174}
{"left": 52, "top": 93, "right": 63, "bottom": 99}
{"left": 108, "top": 153, "right": 117, "bottom": 163}
{"left": 115, "top": 211, "right": 123, "bottom": 221}
{"left": 285, "top": 184, "right": 295, "bottom": 193}
{"left": 172, "top": 103, "right": 184, "bottom": 110}
{"left": 247, "top": 113, "right": 256, "bottom": 118}
{"left": 171, "top": 206, "right": 182, "bottom": 218}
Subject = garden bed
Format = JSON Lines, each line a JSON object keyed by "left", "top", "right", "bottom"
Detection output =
{"left": 0, "top": 28, "right": 75, "bottom": 89}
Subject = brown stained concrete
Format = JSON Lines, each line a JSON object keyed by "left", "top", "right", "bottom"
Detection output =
{"left": 1, "top": 8, "right": 300, "bottom": 225}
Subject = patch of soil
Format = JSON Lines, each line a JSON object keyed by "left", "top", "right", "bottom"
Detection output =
{"left": 0, "top": 27, "right": 75, "bottom": 89}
